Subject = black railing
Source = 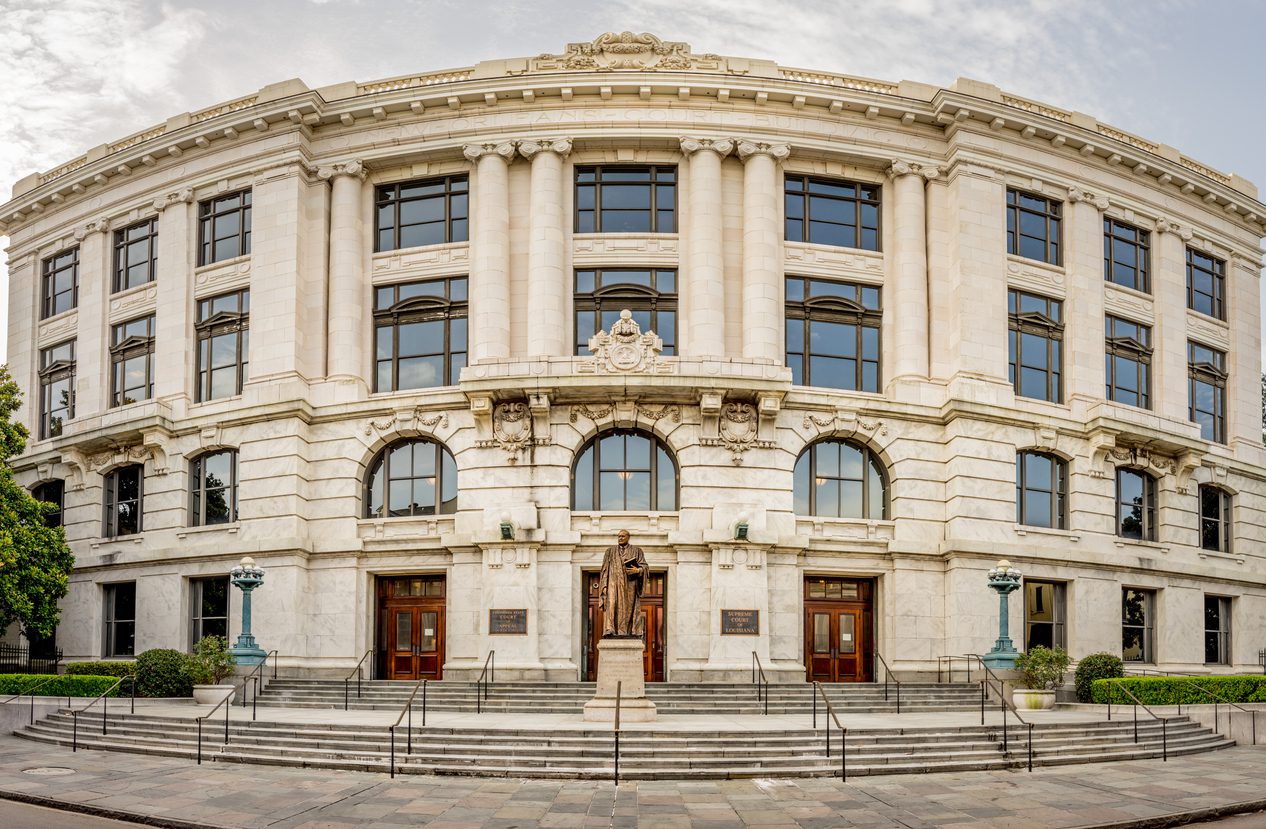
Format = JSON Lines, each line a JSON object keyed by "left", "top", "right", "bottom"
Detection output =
{"left": 963, "top": 654, "right": 1033, "bottom": 772}
{"left": 936, "top": 654, "right": 973, "bottom": 683}
{"left": 195, "top": 680, "right": 240, "bottom": 765}
{"left": 1, "top": 676, "right": 73, "bottom": 725}
{"left": 751, "top": 652, "right": 769, "bottom": 715}
{"left": 1170, "top": 679, "right": 1259, "bottom": 745}
{"left": 811, "top": 682, "right": 847, "bottom": 781}
{"left": 239, "top": 650, "right": 278, "bottom": 721}
{"left": 613, "top": 680, "right": 623, "bottom": 786}
{"left": 71, "top": 675, "right": 135, "bottom": 752}
{"left": 344, "top": 648, "right": 374, "bottom": 711}
{"left": 874, "top": 652, "right": 902, "bottom": 714}
{"left": 1105, "top": 679, "right": 1169, "bottom": 761}
{"left": 388, "top": 676, "right": 429, "bottom": 778}
{"left": 475, "top": 651, "right": 495, "bottom": 713}
{"left": 0, "top": 643, "right": 62, "bottom": 675}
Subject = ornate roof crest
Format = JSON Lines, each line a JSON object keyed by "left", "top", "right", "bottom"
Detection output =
{"left": 580, "top": 309, "right": 671, "bottom": 374}
{"left": 532, "top": 32, "right": 723, "bottom": 72}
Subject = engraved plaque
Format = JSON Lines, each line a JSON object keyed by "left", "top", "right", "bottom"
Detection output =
{"left": 721, "top": 609, "right": 759, "bottom": 635}
{"left": 489, "top": 608, "right": 528, "bottom": 635}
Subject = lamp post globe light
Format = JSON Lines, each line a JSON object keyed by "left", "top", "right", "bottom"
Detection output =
{"left": 229, "top": 556, "right": 267, "bottom": 666}
{"left": 983, "top": 560, "right": 1023, "bottom": 670}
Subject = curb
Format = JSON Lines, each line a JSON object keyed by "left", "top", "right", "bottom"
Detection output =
{"left": 1077, "top": 800, "right": 1266, "bottom": 829}
{"left": 0, "top": 789, "right": 232, "bottom": 829}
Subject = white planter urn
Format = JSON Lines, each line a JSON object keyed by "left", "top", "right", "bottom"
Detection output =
{"left": 1012, "top": 689, "right": 1055, "bottom": 710}
{"left": 192, "top": 684, "right": 236, "bottom": 705}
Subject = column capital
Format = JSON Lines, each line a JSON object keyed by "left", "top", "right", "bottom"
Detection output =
{"left": 679, "top": 137, "right": 734, "bottom": 158}
{"left": 1154, "top": 216, "right": 1193, "bottom": 241}
{"left": 518, "top": 138, "right": 572, "bottom": 160}
{"left": 72, "top": 215, "right": 111, "bottom": 241}
{"left": 887, "top": 159, "right": 939, "bottom": 180}
{"left": 316, "top": 159, "right": 367, "bottom": 182}
{"left": 150, "top": 187, "right": 194, "bottom": 213}
{"left": 1067, "top": 185, "right": 1109, "bottom": 211}
{"left": 736, "top": 140, "right": 790, "bottom": 163}
{"left": 463, "top": 142, "right": 517, "bottom": 164}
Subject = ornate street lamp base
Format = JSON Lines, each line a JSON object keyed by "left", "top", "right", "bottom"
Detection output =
{"left": 230, "top": 633, "right": 267, "bottom": 666}
{"left": 982, "top": 640, "right": 1019, "bottom": 670}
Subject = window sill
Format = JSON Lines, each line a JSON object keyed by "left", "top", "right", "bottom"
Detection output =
{"left": 1013, "top": 524, "right": 1079, "bottom": 542}
{"left": 189, "top": 394, "right": 243, "bottom": 408}
{"left": 1006, "top": 253, "right": 1064, "bottom": 273}
{"left": 91, "top": 535, "right": 145, "bottom": 549}
{"left": 1104, "top": 281, "right": 1153, "bottom": 304}
{"left": 195, "top": 254, "right": 250, "bottom": 274}
{"left": 176, "top": 523, "right": 240, "bottom": 540}
{"left": 38, "top": 307, "right": 79, "bottom": 328}
{"left": 111, "top": 280, "right": 158, "bottom": 301}
{"left": 1186, "top": 308, "right": 1230, "bottom": 328}
{"left": 1113, "top": 538, "right": 1169, "bottom": 554}
{"left": 1198, "top": 551, "right": 1246, "bottom": 565}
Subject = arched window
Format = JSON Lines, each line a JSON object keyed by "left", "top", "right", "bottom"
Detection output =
{"left": 32, "top": 480, "right": 64, "bottom": 528}
{"left": 1198, "top": 485, "right": 1232, "bottom": 553}
{"left": 1116, "top": 467, "right": 1157, "bottom": 541}
{"left": 1015, "top": 451, "right": 1067, "bottom": 529}
{"left": 572, "top": 430, "right": 677, "bottom": 511}
{"left": 793, "top": 440, "right": 887, "bottom": 519}
{"left": 190, "top": 450, "right": 238, "bottom": 527}
{"left": 365, "top": 439, "right": 457, "bottom": 518}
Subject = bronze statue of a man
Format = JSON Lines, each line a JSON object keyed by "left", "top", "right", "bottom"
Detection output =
{"left": 598, "top": 529, "right": 649, "bottom": 638}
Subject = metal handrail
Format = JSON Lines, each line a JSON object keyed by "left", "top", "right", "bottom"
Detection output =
{"left": 475, "top": 651, "right": 495, "bottom": 713}
{"left": 1170, "top": 678, "right": 1259, "bottom": 745}
{"left": 1105, "top": 678, "right": 1170, "bottom": 761}
{"left": 388, "top": 676, "right": 429, "bottom": 778}
{"left": 239, "top": 650, "right": 278, "bottom": 720}
{"left": 811, "top": 682, "right": 847, "bottom": 780}
{"left": 195, "top": 674, "right": 253, "bottom": 764}
{"left": 963, "top": 654, "right": 1033, "bottom": 772}
{"left": 613, "top": 680, "right": 623, "bottom": 786}
{"left": 936, "top": 654, "right": 973, "bottom": 683}
{"left": 1, "top": 676, "right": 73, "bottom": 725}
{"left": 71, "top": 675, "right": 135, "bottom": 752}
{"left": 751, "top": 652, "right": 769, "bottom": 715}
{"left": 344, "top": 648, "right": 374, "bottom": 710}
{"left": 874, "top": 652, "right": 902, "bottom": 714}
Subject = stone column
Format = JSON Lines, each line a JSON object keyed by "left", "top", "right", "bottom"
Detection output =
{"left": 6, "top": 252, "right": 37, "bottom": 429}
{"left": 1228, "top": 255, "right": 1263, "bottom": 451}
{"left": 463, "top": 142, "right": 516, "bottom": 362}
{"left": 319, "top": 160, "right": 368, "bottom": 385}
{"left": 737, "top": 141, "right": 789, "bottom": 363}
{"left": 680, "top": 137, "right": 733, "bottom": 359}
{"left": 1152, "top": 219, "right": 1193, "bottom": 424}
{"left": 152, "top": 189, "right": 195, "bottom": 405}
{"left": 518, "top": 138, "right": 572, "bottom": 357}
{"left": 71, "top": 217, "right": 111, "bottom": 416}
{"left": 886, "top": 160, "right": 937, "bottom": 381}
{"left": 1065, "top": 188, "right": 1110, "bottom": 404}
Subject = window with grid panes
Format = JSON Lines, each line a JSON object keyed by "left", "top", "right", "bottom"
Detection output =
{"left": 113, "top": 218, "right": 158, "bottom": 292}
{"left": 1104, "top": 316, "right": 1151, "bottom": 409}
{"left": 1188, "top": 341, "right": 1227, "bottom": 443}
{"left": 1204, "top": 595, "right": 1231, "bottom": 665}
{"left": 41, "top": 247, "right": 79, "bottom": 318}
{"left": 1016, "top": 451, "right": 1067, "bottom": 529}
{"left": 104, "top": 465, "right": 143, "bottom": 538}
{"left": 190, "top": 450, "right": 237, "bottom": 527}
{"left": 1199, "top": 485, "right": 1232, "bottom": 553}
{"left": 1186, "top": 248, "right": 1225, "bottom": 320}
{"left": 1007, "top": 189, "right": 1062, "bottom": 264}
{"left": 1008, "top": 289, "right": 1063, "bottom": 402}
{"left": 1116, "top": 468, "right": 1157, "bottom": 541}
{"left": 792, "top": 440, "right": 887, "bottom": 519}
{"left": 189, "top": 577, "right": 229, "bottom": 650}
{"left": 104, "top": 582, "right": 136, "bottom": 657}
{"left": 575, "top": 166, "right": 676, "bottom": 233}
{"left": 375, "top": 176, "right": 468, "bottom": 251}
{"left": 110, "top": 316, "right": 155, "bottom": 407}
{"left": 32, "top": 480, "right": 64, "bottom": 528}
{"left": 1103, "top": 218, "right": 1149, "bottom": 292}
{"left": 38, "top": 340, "right": 75, "bottom": 439}
{"left": 374, "top": 277, "right": 467, "bottom": 391}
{"left": 784, "top": 175, "right": 880, "bottom": 250}
{"left": 572, "top": 430, "right": 677, "bottom": 512}
{"left": 364, "top": 439, "right": 458, "bottom": 518}
{"left": 197, "top": 191, "right": 251, "bottom": 265}
{"left": 1122, "top": 588, "right": 1155, "bottom": 663}
{"left": 195, "top": 290, "right": 249, "bottom": 402}
{"left": 785, "top": 277, "right": 881, "bottom": 391}
{"left": 574, "top": 270, "right": 676, "bottom": 355}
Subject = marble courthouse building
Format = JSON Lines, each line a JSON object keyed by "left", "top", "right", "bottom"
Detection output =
{"left": 3, "top": 33, "right": 1265, "bottom": 683}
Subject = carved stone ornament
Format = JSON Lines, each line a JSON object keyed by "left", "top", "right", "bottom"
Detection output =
{"left": 579, "top": 309, "right": 671, "bottom": 375}
{"left": 151, "top": 188, "right": 194, "bottom": 212}
{"left": 679, "top": 137, "right": 733, "bottom": 158}
{"left": 701, "top": 402, "right": 776, "bottom": 466}
{"left": 474, "top": 401, "right": 548, "bottom": 464}
{"left": 363, "top": 408, "right": 449, "bottom": 436}
{"left": 736, "top": 141, "right": 791, "bottom": 163}
{"left": 462, "top": 142, "right": 517, "bottom": 164}
{"left": 1154, "top": 216, "right": 1194, "bottom": 241}
{"left": 72, "top": 215, "right": 111, "bottom": 241}
{"left": 531, "top": 32, "right": 723, "bottom": 73}
{"left": 802, "top": 410, "right": 888, "bottom": 437}
{"left": 316, "top": 159, "right": 366, "bottom": 181}
{"left": 518, "top": 138, "right": 572, "bottom": 160}
{"left": 1067, "top": 186, "right": 1110, "bottom": 211}
{"left": 888, "top": 159, "right": 939, "bottom": 180}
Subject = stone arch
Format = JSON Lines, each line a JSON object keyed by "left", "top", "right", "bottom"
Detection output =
{"left": 791, "top": 436, "right": 889, "bottom": 520}
{"left": 570, "top": 427, "right": 680, "bottom": 512}
{"left": 362, "top": 435, "right": 459, "bottom": 519}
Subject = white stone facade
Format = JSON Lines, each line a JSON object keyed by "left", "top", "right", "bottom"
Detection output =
{"left": 2, "top": 33, "right": 1265, "bottom": 681}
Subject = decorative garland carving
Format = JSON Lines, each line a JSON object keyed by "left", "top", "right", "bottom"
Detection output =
{"left": 363, "top": 409, "right": 449, "bottom": 436}
{"left": 569, "top": 404, "right": 614, "bottom": 423}
{"left": 701, "top": 403, "right": 775, "bottom": 465}
{"left": 802, "top": 414, "right": 835, "bottom": 429}
{"left": 635, "top": 404, "right": 681, "bottom": 423}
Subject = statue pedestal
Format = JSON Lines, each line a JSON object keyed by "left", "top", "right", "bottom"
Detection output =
{"left": 583, "top": 638, "right": 657, "bottom": 722}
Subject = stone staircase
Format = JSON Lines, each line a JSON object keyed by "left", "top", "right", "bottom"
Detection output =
{"left": 16, "top": 710, "right": 1232, "bottom": 780}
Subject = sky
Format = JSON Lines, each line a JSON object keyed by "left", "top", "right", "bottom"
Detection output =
{"left": 2, "top": 0, "right": 1264, "bottom": 362}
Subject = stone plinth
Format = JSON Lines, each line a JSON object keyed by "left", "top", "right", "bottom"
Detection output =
{"left": 583, "top": 638, "right": 657, "bottom": 722}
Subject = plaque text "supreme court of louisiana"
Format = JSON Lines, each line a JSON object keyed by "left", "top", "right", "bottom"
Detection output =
{"left": 721, "top": 609, "right": 759, "bottom": 635}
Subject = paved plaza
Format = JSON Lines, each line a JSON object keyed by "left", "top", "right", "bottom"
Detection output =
{"left": 0, "top": 733, "right": 1263, "bottom": 828}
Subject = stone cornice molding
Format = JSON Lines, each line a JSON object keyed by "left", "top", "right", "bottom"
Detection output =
{"left": 1067, "top": 186, "right": 1109, "bottom": 211}
{"left": 1154, "top": 216, "right": 1194, "bottom": 241}
{"left": 517, "top": 138, "right": 572, "bottom": 160}
{"left": 150, "top": 187, "right": 194, "bottom": 212}
{"left": 887, "top": 158, "right": 939, "bottom": 180}
{"left": 679, "top": 137, "right": 733, "bottom": 158}
{"left": 462, "top": 142, "right": 517, "bottom": 164}
{"left": 71, "top": 215, "right": 111, "bottom": 242}
{"left": 316, "top": 159, "right": 367, "bottom": 181}
{"left": 736, "top": 141, "right": 790, "bottom": 163}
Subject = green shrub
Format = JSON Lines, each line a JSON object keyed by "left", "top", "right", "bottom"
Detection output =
{"left": 189, "top": 636, "right": 234, "bottom": 685}
{"left": 66, "top": 660, "right": 136, "bottom": 678}
{"left": 1091, "top": 675, "right": 1266, "bottom": 705}
{"left": 135, "top": 649, "right": 193, "bottom": 698}
{"left": 1074, "top": 652, "right": 1124, "bottom": 702}
{"left": 1015, "top": 646, "right": 1071, "bottom": 690}
{"left": 0, "top": 674, "right": 123, "bottom": 698}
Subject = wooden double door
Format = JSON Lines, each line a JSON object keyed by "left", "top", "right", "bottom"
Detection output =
{"left": 378, "top": 576, "right": 446, "bottom": 681}
{"left": 583, "top": 571, "right": 666, "bottom": 682}
{"left": 804, "top": 577, "right": 874, "bottom": 683}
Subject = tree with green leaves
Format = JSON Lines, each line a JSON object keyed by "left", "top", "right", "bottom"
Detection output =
{"left": 0, "top": 366, "right": 74, "bottom": 638}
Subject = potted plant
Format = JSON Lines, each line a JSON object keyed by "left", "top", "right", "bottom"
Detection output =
{"left": 189, "top": 635, "right": 236, "bottom": 705}
{"left": 1013, "top": 645, "right": 1070, "bottom": 710}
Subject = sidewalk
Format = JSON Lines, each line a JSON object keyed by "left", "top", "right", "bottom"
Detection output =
{"left": 0, "top": 734, "right": 1263, "bottom": 828}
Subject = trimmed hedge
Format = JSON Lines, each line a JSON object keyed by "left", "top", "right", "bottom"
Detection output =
{"left": 66, "top": 661, "right": 136, "bottom": 678}
{"left": 1074, "top": 652, "right": 1124, "bottom": 702}
{"left": 0, "top": 674, "right": 124, "bottom": 698}
{"left": 135, "top": 649, "right": 193, "bottom": 698}
{"left": 1091, "top": 675, "right": 1266, "bottom": 705}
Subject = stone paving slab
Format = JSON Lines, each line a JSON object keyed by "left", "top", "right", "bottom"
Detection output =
{"left": 0, "top": 735, "right": 1263, "bottom": 828}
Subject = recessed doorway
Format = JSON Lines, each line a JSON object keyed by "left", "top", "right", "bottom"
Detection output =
{"left": 582, "top": 571, "right": 666, "bottom": 682}
{"left": 804, "top": 576, "right": 874, "bottom": 682}
{"left": 377, "top": 576, "right": 446, "bottom": 681}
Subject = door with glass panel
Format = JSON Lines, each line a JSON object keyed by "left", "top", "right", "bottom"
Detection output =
{"left": 378, "top": 576, "right": 445, "bottom": 681}
{"left": 804, "top": 577, "right": 874, "bottom": 682}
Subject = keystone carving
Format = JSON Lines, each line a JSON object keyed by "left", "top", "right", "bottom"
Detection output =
{"left": 700, "top": 402, "right": 775, "bottom": 465}
{"left": 579, "top": 309, "right": 671, "bottom": 374}
{"left": 530, "top": 32, "right": 723, "bottom": 73}
{"left": 474, "top": 401, "right": 549, "bottom": 465}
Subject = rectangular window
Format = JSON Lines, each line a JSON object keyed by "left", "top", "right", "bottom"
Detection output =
{"left": 1103, "top": 219, "right": 1149, "bottom": 292}
{"left": 1024, "top": 580, "right": 1066, "bottom": 650}
{"left": 574, "top": 270, "right": 677, "bottom": 356}
{"left": 575, "top": 166, "right": 676, "bottom": 233}
{"left": 1204, "top": 595, "right": 1231, "bottom": 665}
{"left": 38, "top": 340, "right": 76, "bottom": 440}
{"left": 110, "top": 316, "right": 155, "bottom": 407}
{"left": 1122, "top": 588, "right": 1155, "bottom": 663}
{"left": 104, "top": 582, "right": 136, "bottom": 658}
{"left": 1104, "top": 316, "right": 1151, "bottom": 409}
{"left": 785, "top": 175, "right": 881, "bottom": 251}
{"left": 190, "top": 450, "right": 238, "bottom": 527}
{"left": 1188, "top": 341, "right": 1227, "bottom": 443}
{"left": 41, "top": 247, "right": 79, "bottom": 318}
{"left": 195, "top": 289, "right": 250, "bottom": 402}
{"left": 1186, "top": 248, "right": 1225, "bottom": 320}
{"left": 1116, "top": 467, "right": 1157, "bottom": 541}
{"left": 190, "top": 577, "right": 229, "bottom": 650}
{"left": 104, "top": 465, "right": 144, "bottom": 538}
{"left": 375, "top": 176, "right": 468, "bottom": 252}
{"left": 113, "top": 218, "right": 158, "bottom": 292}
{"left": 1007, "top": 189, "right": 1061, "bottom": 265}
{"left": 198, "top": 190, "right": 252, "bottom": 266}
{"left": 1199, "top": 485, "right": 1232, "bottom": 553}
{"left": 374, "top": 277, "right": 467, "bottom": 391}
{"left": 785, "top": 277, "right": 881, "bottom": 391}
{"left": 1008, "top": 289, "right": 1063, "bottom": 402}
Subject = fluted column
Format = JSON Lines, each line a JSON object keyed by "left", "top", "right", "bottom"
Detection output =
{"left": 152, "top": 188, "right": 194, "bottom": 402}
{"left": 518, "top": 138, "right": 572, "bottom": 357}
{"left": 320, "top": 160, "right": 367, "bottom": 383}
{"left": 463, "top": 142, "right": 516, "bottom": 362}
{"left": 680, "top": 137, "right": 733, "bottom": 358}
{"left": 887, "top": 160, "right": 936, "bottom": 381}
{"left": 737, "top": 141, "right": 789, "bottom": 362}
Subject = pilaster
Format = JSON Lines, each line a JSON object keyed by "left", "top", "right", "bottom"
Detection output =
{"left": 319, "top": 160, "right": 368, "bottom": 391}
{"left": 464, "top": 142, "right": 516, "bottom": 362}
{"left": 737, "top": 141, "right": 789, "bottom": 363}
{"left": 519, "top": 138, "right": 572, "bottom": 357}
{"left": 153, "top": 189, "right": 195, "bottom": 406}
{"left": 71, "top": 217, "right": 111, "bottom": 417}
{"left": 885, "top": 159, "right": 937, "bottom": 384}
{"left": 680, "top": 137, "right": 733, "bottom": 359}
{"left": 1065, "top": 188, "right": 1110, "bottom": 404}
{"left": 1228, "top": 254, "right": 1263, "bottom": 451}
{"left": 7, "top": 253, "right": 37, "bottom": 431}
{"left": 1152, "top": 218, "right": 1194, "bottom": 424}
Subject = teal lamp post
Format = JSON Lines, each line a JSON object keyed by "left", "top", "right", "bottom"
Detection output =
{"left": 982, "top": 560, "right": 1022, "bottom": 670}
{"left": 229, "top": 556, "right": 267, "bottom": 666}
